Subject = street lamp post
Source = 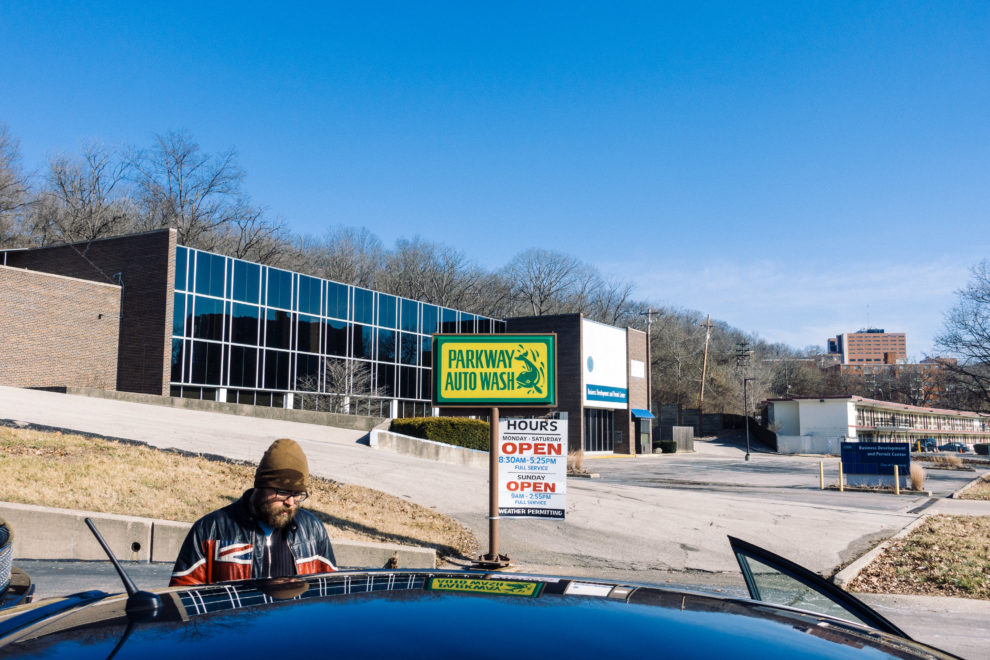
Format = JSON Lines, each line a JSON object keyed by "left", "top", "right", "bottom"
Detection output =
{"left": 743, "top": 377, "right": 754, "bottom": 461}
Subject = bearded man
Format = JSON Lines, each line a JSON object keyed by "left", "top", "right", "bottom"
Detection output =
{"left": 170, "top": 438, "right": 337, "bottom": 586}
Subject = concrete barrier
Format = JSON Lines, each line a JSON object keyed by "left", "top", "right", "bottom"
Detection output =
{"left": 369, "top": 430, "right": 487, "bottom": 469}
{"left": 1, "top": 502, "right": 153, "bottom": 561}
{"left": 0, "top": 502, "right": 436, "bottom": 569}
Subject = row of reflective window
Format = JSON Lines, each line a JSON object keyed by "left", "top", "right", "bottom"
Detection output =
{"left": 174, "top": 295, "right": 436, "bottom": 366}
{"left": 175, "top": 246, "right": 503, "bottom": 335}
{"left": 171, "top": 339, "right": 433, "bottom": 399}
{"left": 172, "top": 246, "right": 506, "bottom": 402}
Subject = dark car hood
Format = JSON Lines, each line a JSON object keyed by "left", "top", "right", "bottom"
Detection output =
{"left": 0, "top": 571, "right": 955, "bottom": 659}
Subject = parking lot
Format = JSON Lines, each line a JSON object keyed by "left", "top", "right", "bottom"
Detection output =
{"left": 588, "top": 434, "right": 986, "bottom": 512}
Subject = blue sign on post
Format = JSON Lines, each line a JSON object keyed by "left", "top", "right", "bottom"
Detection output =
{"left": 840, "top": 442, "right": 910, "bottom": 476}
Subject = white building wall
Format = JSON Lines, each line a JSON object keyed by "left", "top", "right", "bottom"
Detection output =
{"left": 796, "top": 399, "right": 853, "bottom": 439}
{"left": 773, "top": 398, "right": 854, "bottom": 455}
{"left": 768, "top": 401, "right": 800, "bottom": 435}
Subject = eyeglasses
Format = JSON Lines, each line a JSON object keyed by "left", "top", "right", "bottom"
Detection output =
{"left": 270, "top": 488, "right": 308, "bottom": 503}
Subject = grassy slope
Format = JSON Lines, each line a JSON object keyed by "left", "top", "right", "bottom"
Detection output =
{"left": 0, "top": 426, "right": 478, "bottom": 561}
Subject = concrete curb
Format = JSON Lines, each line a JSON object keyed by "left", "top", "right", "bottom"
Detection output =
{"left": 833, "top": 514, "right": 931, "bottom": 588}
{"left": 0, "top": 502, "right": 436, "bottom": 569}
{"left": 836, "top": 473, "right": 990, "bottom": 588}
{"left": 949, "top": 473, "right": 989, "bottom": 499}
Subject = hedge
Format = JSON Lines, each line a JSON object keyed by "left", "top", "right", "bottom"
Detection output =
{"left": 389, "top": 417, "right": 490, "bottom": 451}
{"left": 653, "top": 439, "right": 677, "bottom": 454}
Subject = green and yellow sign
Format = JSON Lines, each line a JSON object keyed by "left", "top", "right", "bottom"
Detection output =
{"left": 426, "top": 577, "right": 544, "bottom": 597}
{"left": 433, "top": 334, "right": 556, "bottom": 406}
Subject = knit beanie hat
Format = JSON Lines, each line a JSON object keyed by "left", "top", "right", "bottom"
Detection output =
{"left": 254, "top": 438, "right": 309, "bottom": 492}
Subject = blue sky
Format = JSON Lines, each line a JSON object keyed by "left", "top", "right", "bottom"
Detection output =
{"left": 2, "top": 2, "right": 988, "bottom": 356}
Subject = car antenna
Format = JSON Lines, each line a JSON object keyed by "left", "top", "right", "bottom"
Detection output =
{"left": 84, "top": 518, "right": 162, "bottom": 621}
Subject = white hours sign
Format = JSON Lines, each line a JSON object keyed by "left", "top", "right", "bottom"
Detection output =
{"left": 497, "top": 418, "right": 567, "bottom": 519}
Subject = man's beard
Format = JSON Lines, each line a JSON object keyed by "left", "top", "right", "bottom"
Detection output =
{"left": 255, "top": 498, "right": 298, "bottom": 529}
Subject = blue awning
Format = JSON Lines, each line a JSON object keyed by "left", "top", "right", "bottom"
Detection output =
{"left": 630, "top": 408, "right": 655, "bottom": 419}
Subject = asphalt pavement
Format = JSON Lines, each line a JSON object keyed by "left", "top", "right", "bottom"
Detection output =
{"left": 2, "top": 386, "right": 989, "bottom": 658}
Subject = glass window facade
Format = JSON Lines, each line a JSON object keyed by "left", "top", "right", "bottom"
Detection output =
{"left": 171, "top": 245, "right": 506, "bottom": 413}
{"left": 584, "top": 408, "right": 615, "bottom": 452}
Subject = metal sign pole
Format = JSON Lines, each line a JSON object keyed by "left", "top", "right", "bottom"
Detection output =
{"left": 476, "top": 406, "right": 509, "bottom": 568}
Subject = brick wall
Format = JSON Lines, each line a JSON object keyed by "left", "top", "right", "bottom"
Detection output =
{"left": 0, "top": 266, "right": 120, "bottom": 389}
{"left": 2, "top": 229, "right": 177, "bottom": 395}
{"left": 625, "top": 327, "right": 650, "bottom": 453}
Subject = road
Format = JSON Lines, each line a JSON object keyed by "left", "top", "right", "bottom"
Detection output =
{"left": 2, "top": 387, "right": 989, "bottom": 657}
{"left": 589, "top": 435, "right": 982, "bottom": 509}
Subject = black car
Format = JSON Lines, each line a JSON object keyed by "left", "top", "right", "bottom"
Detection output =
{"left": 0, "top": 536, "right": 956, "bottom": 659}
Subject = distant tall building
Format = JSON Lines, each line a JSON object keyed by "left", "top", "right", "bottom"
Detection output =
{"left": 826, "top": 329, "right": 906, "bottom": 365}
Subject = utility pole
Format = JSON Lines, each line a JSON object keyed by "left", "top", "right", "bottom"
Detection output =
{"left": 697, "top": 314, "right": 713, "bottom": 412}
{"left": 743, "top": 377, "right": 753, "bottom": 461}
{"left": 640, "top": 308, "right": 661, "bottom": 416}
{"left": 736, "top": 342, "right": 753, "bottom": 462}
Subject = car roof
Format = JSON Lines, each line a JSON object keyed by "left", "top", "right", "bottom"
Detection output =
{"left": 0, "top": 570, "right": 956, "bottom": 659}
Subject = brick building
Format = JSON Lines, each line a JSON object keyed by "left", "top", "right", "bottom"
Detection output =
{"left": 0, "top": 266, "right": 120, "bottom": 389}
{"left": 503, "top": 314, "right": 652, "bottom": 455}
{"left": 827, "top": 329, "right": 906, "bottom": 365}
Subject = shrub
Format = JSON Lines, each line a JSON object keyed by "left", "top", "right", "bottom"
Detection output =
{"left": 909, "top": 462, "right": 926, "bottom": 490}
{"left": 932, "top": 454, "right": 964, "bottom": 469}
{"left": 389, "top": 417, "right": 490, "bottom": 451}
{"left": 658, "top": 440, "right": 677, "bottom": 454}
{"left": 567, "top": 448, "right": 585, "bottom": 473}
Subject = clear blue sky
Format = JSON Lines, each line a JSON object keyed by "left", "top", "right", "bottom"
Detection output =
{"left": 2, "top": 2, "right": 988, "bottom": 356}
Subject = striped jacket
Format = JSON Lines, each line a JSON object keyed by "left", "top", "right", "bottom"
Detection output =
{"left": 170, "top": 490, "right": 337, "bottom": 586}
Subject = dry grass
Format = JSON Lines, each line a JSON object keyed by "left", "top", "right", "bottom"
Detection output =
{"left": 918, "top": 454, "right": 964, "bottom": 469}
{"left": 909, "top": 462, "right": 926, "bottom": 491}
{"left": 0, "top": 426, "right": 478, "bottom": 561}
{"left": 959, "top": 474, "right": 990, "bottom": 501}
{"left": 567, "top": 448, "right": 586, "bottom": 474}
{"left": 849, "top": 515, "right": 990, "bottom": 599}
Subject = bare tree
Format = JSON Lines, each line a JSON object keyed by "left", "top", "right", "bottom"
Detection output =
{"left": 588, "top": 278, "right": 635, "bottom": 326}
{"left": 130, "top": 130, "right": 252, "bottom": 250}
{"left": 295, "top": 358, "right": 385, "bottom": 413}
{"left": 471, "top": 271, "right": 517, "bottom": 320}
{"left": 380, "top": 237, "right": 484, "bottom": 309}
{"left": 29, "top": 143, "right": 135, "bottom": 245}
{"left": 0, "top": 123, "right": 31, "bottom": 247}
{"left": 297, "top": 226, "right": 385, "bottom": 289}
{"left": 503, "top": 248, "right": 585, "bottom": 316}
{"left": 933, "top": 260, "right": 990, "bottom": 410}
{"left": 213, "top": 206, "right": 290, "bottom": 265}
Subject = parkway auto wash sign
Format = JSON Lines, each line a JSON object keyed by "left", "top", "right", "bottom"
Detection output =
{"left": 497, "top": 417, "right": 567, "bottom": 519}
{"left": 433, "top": 334, "right": 556, "bottom": 406}
{"left": 432, "top": 333, "right": 560, "bottom": 565}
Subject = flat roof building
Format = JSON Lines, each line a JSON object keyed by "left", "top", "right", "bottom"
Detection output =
{"left": 827, "top": 329, "right": 906, "bottom": 365}
{"left": 765, "top": 396, "right": 990, "bottom": 454}
{"left": 2, "top": 230, "right": 652, "bottom": 454}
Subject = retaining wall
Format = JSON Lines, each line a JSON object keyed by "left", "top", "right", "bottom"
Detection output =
{"left": 369, "top": 430, "right": 488, "bottom": 469}
{"left": 0, "top": 502, "right": 435, "bottom": 569}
